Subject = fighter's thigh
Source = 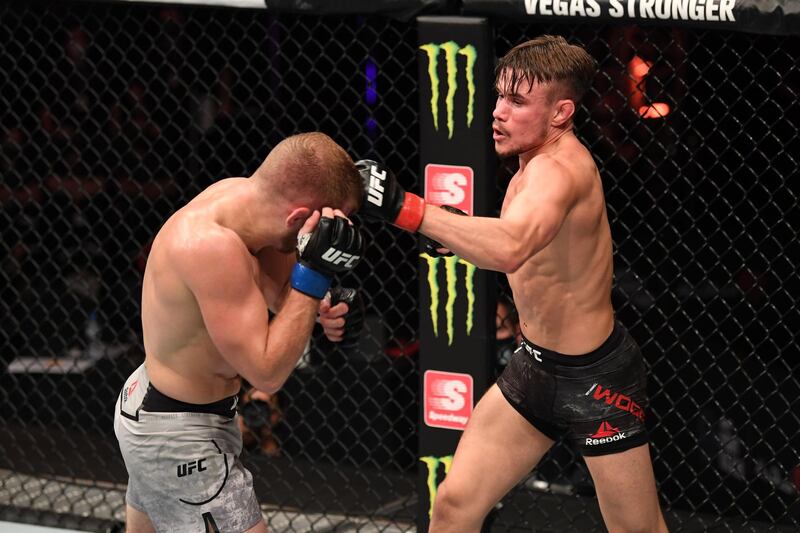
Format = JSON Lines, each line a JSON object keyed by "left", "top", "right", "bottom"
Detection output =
{"left": 439, "top": 384, "right": 554, "bottom": 510}
{"left": 583, "top": 444, "right": 667, "bottom": 533}
{"left": 125, "top": 504, "right": 156, "bottom": 533}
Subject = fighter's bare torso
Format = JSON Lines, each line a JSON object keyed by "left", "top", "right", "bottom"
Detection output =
{"left": 503, "top": 134, "right": 615, "bottom": 354}
{"left": 140, "top": 178, "right": 290, "bottom": 403}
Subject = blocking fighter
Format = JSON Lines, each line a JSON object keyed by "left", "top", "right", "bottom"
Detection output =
{"left": 114, "top": 132, "right": 363, "bottom": 532}
{"left": 359, "top": 36, "right": 669, "bottom": 533}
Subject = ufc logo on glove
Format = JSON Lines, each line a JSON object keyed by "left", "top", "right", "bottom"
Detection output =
{"left": 366, "top": 165, "right": 387, "bottom": 206}
{"left": 321, "top": 247, "right": 360, "bottom": 268}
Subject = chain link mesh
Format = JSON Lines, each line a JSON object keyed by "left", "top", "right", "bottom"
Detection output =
{"left": 492, "top": 24, "right": 799, "bottom": 532}
{"left": 1, "top": 2, "right": 420, "bottom": 530}
{"left": 0, "top": 1, "right": 797, "bottom": 531}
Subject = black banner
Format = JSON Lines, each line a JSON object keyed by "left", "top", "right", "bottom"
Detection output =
{"left": 462, "top": 0, "right": 800, "bottom": 35}
{"left": 87, "top": 0, "right": 800, "bottom": 33}
{"left": 264, "top": 0, "right": 447, "bottom": 20}
{"left": 416, "top": 16, "right": 496, "bottom": 531}
{"left": 103, "top": 0, "right": 447, "bottom": 20}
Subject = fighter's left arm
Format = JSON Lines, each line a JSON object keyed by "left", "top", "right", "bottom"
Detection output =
{"left": 257, "top": 247, "right": 350, "bottom": 342}
{"left": 419, "top": 157, "right": 579, "bottom": 273}
{"left": 257, "top": 248, "right": 296, "bottom": 313}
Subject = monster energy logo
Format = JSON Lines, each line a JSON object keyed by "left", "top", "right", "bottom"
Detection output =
{"left": 420, "top": 454, "right": 453, "bottom": 518}
{"left": 419, "top": 42, "right": 477, "bottom": 139}
{"left": 421, "top": 253, "right": 476, "bottom": 345}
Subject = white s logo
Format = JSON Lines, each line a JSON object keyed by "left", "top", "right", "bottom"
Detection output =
{"left": 429, "top": 379, "right": 467, "bottom": 411}
{"left": 428, "top": 172, "right": 467, "bottom": 205}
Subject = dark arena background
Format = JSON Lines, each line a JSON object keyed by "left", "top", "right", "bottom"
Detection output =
{"left": 0, "top": 0, "right": 798, "bottom": 531}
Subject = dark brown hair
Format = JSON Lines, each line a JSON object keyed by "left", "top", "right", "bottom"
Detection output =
{"left": 496, "top": 35, "right": 597, "bottom": 104}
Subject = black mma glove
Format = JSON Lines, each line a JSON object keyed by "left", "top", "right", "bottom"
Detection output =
{"left": 421, "top": 205, "right": 467, "bottom": 257}
{"left": 326, "top": 286, "right": 365, "bottom": 351}
{"left": 356, "top": 159, "right": 426, "bottom": 232}
{"left": 291, "top": 215, "right": 364, "bottom": 299}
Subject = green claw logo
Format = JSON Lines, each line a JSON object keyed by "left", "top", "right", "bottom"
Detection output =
{"left": 420, "top": 454, "right": 453, "bottom": 518}
{"left": 421, "top": 253, "right": 476, "bottom": 345}
{"left": 419, "top": 42, "right": 477, "bottom": 139}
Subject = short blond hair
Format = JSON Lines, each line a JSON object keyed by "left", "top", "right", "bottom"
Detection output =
{"left": 259, "top": 132, "right": 361, "bottom": 209}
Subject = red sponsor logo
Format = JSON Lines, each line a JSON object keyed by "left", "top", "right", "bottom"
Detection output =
{"left": 424, "top": 164, "right": 474, "bottom": 215}
{"left": 586, "top": 421, "right": 627, "bottom": 446}
{"left": 590, "top": 383, "right": 645, "bottom": 422}
{"left": 123, "top": 379, "right": 139, "bottom": 402}
{"left": 424, "top": 370, "right": 473, "bottom": 431}
{"left": 591, "top": 420, "right": 619, "bottom": 439}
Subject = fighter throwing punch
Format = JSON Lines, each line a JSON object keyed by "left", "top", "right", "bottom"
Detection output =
{"left": 358, "top": 36, "right": 669, "bottom": 533}
{"left": 114, "top": 132, "right": 364, "bottom": 533}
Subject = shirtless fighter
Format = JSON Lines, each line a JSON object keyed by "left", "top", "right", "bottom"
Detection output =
{"left": 358, "top": 36, "right": 669, "bottom": 533}
{"left": 114, "top": 132, "right": 364, "bottom": 532}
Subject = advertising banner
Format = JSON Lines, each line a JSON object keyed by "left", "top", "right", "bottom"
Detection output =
{"left": 417, "top": 16, "right": 497, "bottom": 530}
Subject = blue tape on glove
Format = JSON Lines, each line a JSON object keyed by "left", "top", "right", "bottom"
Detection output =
{"left": 290, "top": 262, "right": 331, "bottom": 299}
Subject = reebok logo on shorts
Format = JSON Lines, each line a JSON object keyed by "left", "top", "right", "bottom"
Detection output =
{"left": 586, "top": 421, "right": 627, "bottom": 446}
{"left": 122, "top": 379, "right": 138, "bottom": 402}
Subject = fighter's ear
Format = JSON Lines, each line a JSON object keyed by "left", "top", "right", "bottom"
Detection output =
{"left": 285, "top": 206, "right": 311, "bottom": 229}
{"left": 552, "top": 98, "right": 575, "bottom": 127}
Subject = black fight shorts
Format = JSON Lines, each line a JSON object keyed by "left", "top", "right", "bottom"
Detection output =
{"left": 497, "top": 322, "right": 649, "bottom": 456}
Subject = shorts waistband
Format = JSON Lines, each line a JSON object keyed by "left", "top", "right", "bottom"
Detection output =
{"left": 520, "top": 322, "right": 625, "bottom": 367}
{"left": 141, "top": 383, "right": 238, "bottom": 419}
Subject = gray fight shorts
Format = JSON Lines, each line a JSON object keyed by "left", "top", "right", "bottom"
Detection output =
{"left": 114, "top": 364, "right": 263, "bottom": 532}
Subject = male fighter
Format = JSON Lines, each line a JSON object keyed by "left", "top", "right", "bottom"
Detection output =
{"left": 358, "top": 36, "right": 669, "bottom": 533}
{"left": 114, "top": 132, "right": 363, "bottom": 532}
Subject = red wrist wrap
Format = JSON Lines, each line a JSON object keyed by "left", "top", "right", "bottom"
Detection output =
{"left": 393, "top": 192, "right": 425, "bottom": 232}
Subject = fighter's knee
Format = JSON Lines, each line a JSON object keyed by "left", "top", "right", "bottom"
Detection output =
{"left": 430, "top": 481, "right": 458, "bottom": 522}
{"left": 430, "top": 481, "right": 483, "bottom": 531}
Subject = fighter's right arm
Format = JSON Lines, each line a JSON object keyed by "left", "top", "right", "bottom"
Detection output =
{"left": 176, "top": 231, "right": 319, "bottom": 394}
{"left": 358, "top": 158, "right": 579, "bottom": 272}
